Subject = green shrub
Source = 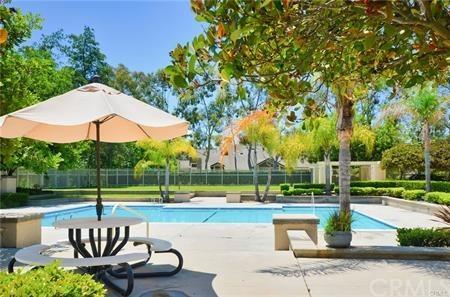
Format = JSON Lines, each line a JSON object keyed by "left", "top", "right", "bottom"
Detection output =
{"left": 335, "top": 186, "right": 405, "bottom": 197}
{"left": 325, "top": 210, "right": 354, "bottom": 234}
{"left": 401, "top": 190, "right": 426, "bottom": 201}
{"left": 375, "top": 187, "right": 405, "bottom": 198}
{"left": 397, "top": 228, "right": 450, "bottom": 247}
{"left": 0, "top": 263, "right": 106, "bottom": 296}
{"left": 16, "top": 187, "right": 52, "bottom": 196}
{"left": 424, "top": 192, "right": 450, "bottom": 205}
{"left": 350, "top": 187, "right": 377, "bottom": 196}
{"left": 430, "top": 181, "right": 450, "bottom": 193}
{"left": 282, "top": 189, "right": 292, "bottom": 196}
{"left": 291, "top": 188, "right": 324, "bottom": 195}
{"left": 350, "top": 180, "right": 450, "bottom": 192}
{"left": 280, "top": 184, "right": 290, "bottom": 192}
{"left": 0, "top": 193, "right": 29, "bottom": 209}
{"left": 293, "top": 183, "right": 333, "bottom": 190}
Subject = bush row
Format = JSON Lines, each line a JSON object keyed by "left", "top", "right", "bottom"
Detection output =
{"left": 0, "top": 193, "right": 29, "bottom": 209}
{"left": 350, "top": 180, "right": 450, "bottom": 193}
{"left": 0, "top": 263, "right": 106, "bottom": 296}
{"left": 397, "top": 228, "right": 450, "bottom": 247}
{"left": 334, "top": 187, "right": 406, "bottom": 198}
{"left": 401, "top": 190, "right": 426, "bottom": 201}
{"left": 280, "top": 183, "right": 334, "bottom": 192}
{"left": 282, "top": 188, "right": 324, "bottom": 196}
{"left": 424, "top": 192, "right": 450, "bottom": 205}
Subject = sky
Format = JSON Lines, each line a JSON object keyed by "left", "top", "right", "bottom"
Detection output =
{"left": 15, "top": 0, "right": 204, "bottom": 73}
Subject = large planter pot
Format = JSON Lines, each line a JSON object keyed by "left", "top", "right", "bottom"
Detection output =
{"left": 324, "top": 231, "right": 352, "bottom": 248}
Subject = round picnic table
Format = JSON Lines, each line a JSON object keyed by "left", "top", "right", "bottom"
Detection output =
{"left": 54, "top": 217, "right": 143, "bottom": 258}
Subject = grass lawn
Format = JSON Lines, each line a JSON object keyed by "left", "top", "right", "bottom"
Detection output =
{"left": 36, "top": 185, "right": 279, "bottom": 199}
{"left": 46, "top": 185, "right": 274, "bottom": 192}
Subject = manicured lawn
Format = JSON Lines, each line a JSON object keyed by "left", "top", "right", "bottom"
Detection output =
{"left": 46, "top": 185, "right": 274, "bottom": 192}
{"left": 35, "top": 185, "right": 279, "bottom": 199}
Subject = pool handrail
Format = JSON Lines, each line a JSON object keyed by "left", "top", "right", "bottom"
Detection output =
{"left": 111, "top": 203, "right": 149, "bottom": 238}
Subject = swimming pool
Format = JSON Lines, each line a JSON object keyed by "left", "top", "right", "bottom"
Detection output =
{"left": 42, "top": 205, "right": 395, "bottom": 230}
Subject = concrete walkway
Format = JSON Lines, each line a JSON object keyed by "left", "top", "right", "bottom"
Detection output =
{"left": 1, "top": 201, "right": 449, "bottom": 297}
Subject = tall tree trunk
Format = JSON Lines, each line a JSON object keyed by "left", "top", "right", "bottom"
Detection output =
{"left": 164, "top": 160, "right": 170, "bottom": 203}
{"left": 253, "top": 144, "right": 260, "bottom": 201}
{"left": 262, "top": 162, "right": 274, "bottom": 202}
{"left": 247, "top": 144, "right": 253, "bottom": 169}
{"left": 337, "top": 93, "right": 354, "bottom": 214}
{"left": 423, "top": 121, "right": 431, "bottom": 192}
{"left": 233, "top": 141, "right": 238, "bottom": 171}
{"left": 324, "top": 152, "right": 331, "bottom": 195}
{"left": 157, "top": 168, "right": 164, "bottom": 199}
{"left": 204, "top": 134, "right": 212, "bottom": 170}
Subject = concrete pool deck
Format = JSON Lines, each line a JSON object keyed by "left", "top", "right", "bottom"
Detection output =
{"left": 1, "top": 200, "right": 449, "bottom": 297}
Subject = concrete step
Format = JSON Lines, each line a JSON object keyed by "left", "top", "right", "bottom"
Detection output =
{"left": 287, "top": 231, "right": 450, "bottom": 261}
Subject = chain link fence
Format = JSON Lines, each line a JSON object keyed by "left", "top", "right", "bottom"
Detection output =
{"left": 17, "top": 168, "right": 312, "bottom": 189}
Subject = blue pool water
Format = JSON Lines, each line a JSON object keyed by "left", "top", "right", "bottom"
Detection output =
{"left": 42, "top": 205, "right": 395, "bottom": 230}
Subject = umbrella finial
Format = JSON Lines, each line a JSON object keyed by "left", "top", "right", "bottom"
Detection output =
{"left": 89, "top": 75, "right": 101, "bottom": 83}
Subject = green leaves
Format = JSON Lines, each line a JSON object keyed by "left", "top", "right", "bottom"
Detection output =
{"left": 220, "top": 63, "right": 234, "bottom": 82}
{"left": 363, "top": 34, "right": 376, "bottom": 50}
{"left": 172, "top": 75, "right": 188, "bottom": 88}
{"left": 0, "top": 263, "right": 106, "bottom": 297}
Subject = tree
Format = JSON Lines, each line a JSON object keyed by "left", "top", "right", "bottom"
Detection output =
{"left": 306, "top": 116, "right": 375, "bottom": 195}
{"left": 38, "top": 26, "right": 111, "bottom": 86}
{"left": 174, "top": 82, "right": 230, "bottom": 170}
{"left": 243, "top": 113, "right": 280, "bottom": 201}
{"left": 431, "top": 138, "right": 450, "bottom": 180}
{"left": 371, "top": 120, "right": 403, "bottom": 161}
{"left": 165, "top": 1, "right": 448, "bottom": 215}
{"left": 0, "top": 6, "right": 81, "bottom": 176}
{"left": 221, "top": 110, "right": 308, "bottom": 201}
{"left": 111, "top": 65, "right": 170, "bottom": 111}
{"left": 381, "top": 82, "right": 449, "bottom": 191}
{"left": 381, "top": 143, "right": 424, "bottom": 179}
{"left": 65, "top": 26, "right": 111, "bottom": 85}
{"left": 134, "top": 138, "right": 196, "bottom": 202}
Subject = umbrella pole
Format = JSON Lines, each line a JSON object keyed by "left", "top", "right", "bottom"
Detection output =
{"left": 95, "top": 121, "right": 103, "bottom": 221}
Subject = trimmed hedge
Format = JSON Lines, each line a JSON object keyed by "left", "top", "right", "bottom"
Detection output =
{"left": 424, "top": 192, "right": 450, "bottom": 205}
{"left": 0, "top": 263, "right": 106, "bottom": 296}
{"left": 335, "top": 186, "right": 407, "bottom": 198}
{"left": 374, "top": 187, "right": 405, "bottom": 198}
{"left": 397, "top": 228, "right": 450, "bottom": 247}
{"left": 401, "top": 190, "right": 426, "bottom": 201}
{"left": 0, "top": 193, "right": 29, "bottom": 209}
{"left": 350, "top": 180, "right": 450, "bottom": 192}
{"left": 282, "top": 188, "right": 324, "bottom": 196}
{"left": 293, "top": 183, "right": 334, "bottom": 190}
{"left": 282, "top": 189, "right": 292, "bottom": 196}
{"left": 280, "top": 184, "right": 290, "bottom": 192}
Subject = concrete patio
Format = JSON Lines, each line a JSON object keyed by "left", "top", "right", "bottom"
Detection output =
{"left": 1, "top": 202, "right": 449, "bottom": 297}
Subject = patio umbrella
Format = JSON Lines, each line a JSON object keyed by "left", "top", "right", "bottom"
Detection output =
{"left": 0, "top": 82, "right": 188, "bottom": 220}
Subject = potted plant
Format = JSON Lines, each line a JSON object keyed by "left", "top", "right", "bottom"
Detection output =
{"left": 324, "top": 210, "right": 354, "bottom": 248}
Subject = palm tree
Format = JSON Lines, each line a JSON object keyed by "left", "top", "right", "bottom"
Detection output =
{"left": 221, "top": 110, "right": 309, "bottom": 202}
{"left": 307, "top": 116, "right": 375, "bottom": 195}
{"left": 134, "top": 138, "right": 197, "bottom": 202}
{"left": 381, "top": 82, "right": 449, "bottom": 192}
{"left": 243, "top": 114, "right": 281, "bottom": 201}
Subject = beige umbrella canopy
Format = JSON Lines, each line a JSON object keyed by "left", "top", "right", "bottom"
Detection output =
{"left": 0, "top": 83, "right": 188, "bottom": 220}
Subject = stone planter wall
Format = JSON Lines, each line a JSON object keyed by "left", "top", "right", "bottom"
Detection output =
{"left": 0, "top": 176, "right": 17, "bottom": 194}
{"left": 226, "top": 192, "right": 241, "bottom": 203}
{"left": 174, "top": 192, "right": 194, "bottom": 203}
{"left": 275, "top": 195, "right": 381, "bottom": 204}
{"left": 381, "top": 196, "right": 442, "bottom": 216}
{"left": 0, "top": 213, "right": 42, "bottom": 248}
